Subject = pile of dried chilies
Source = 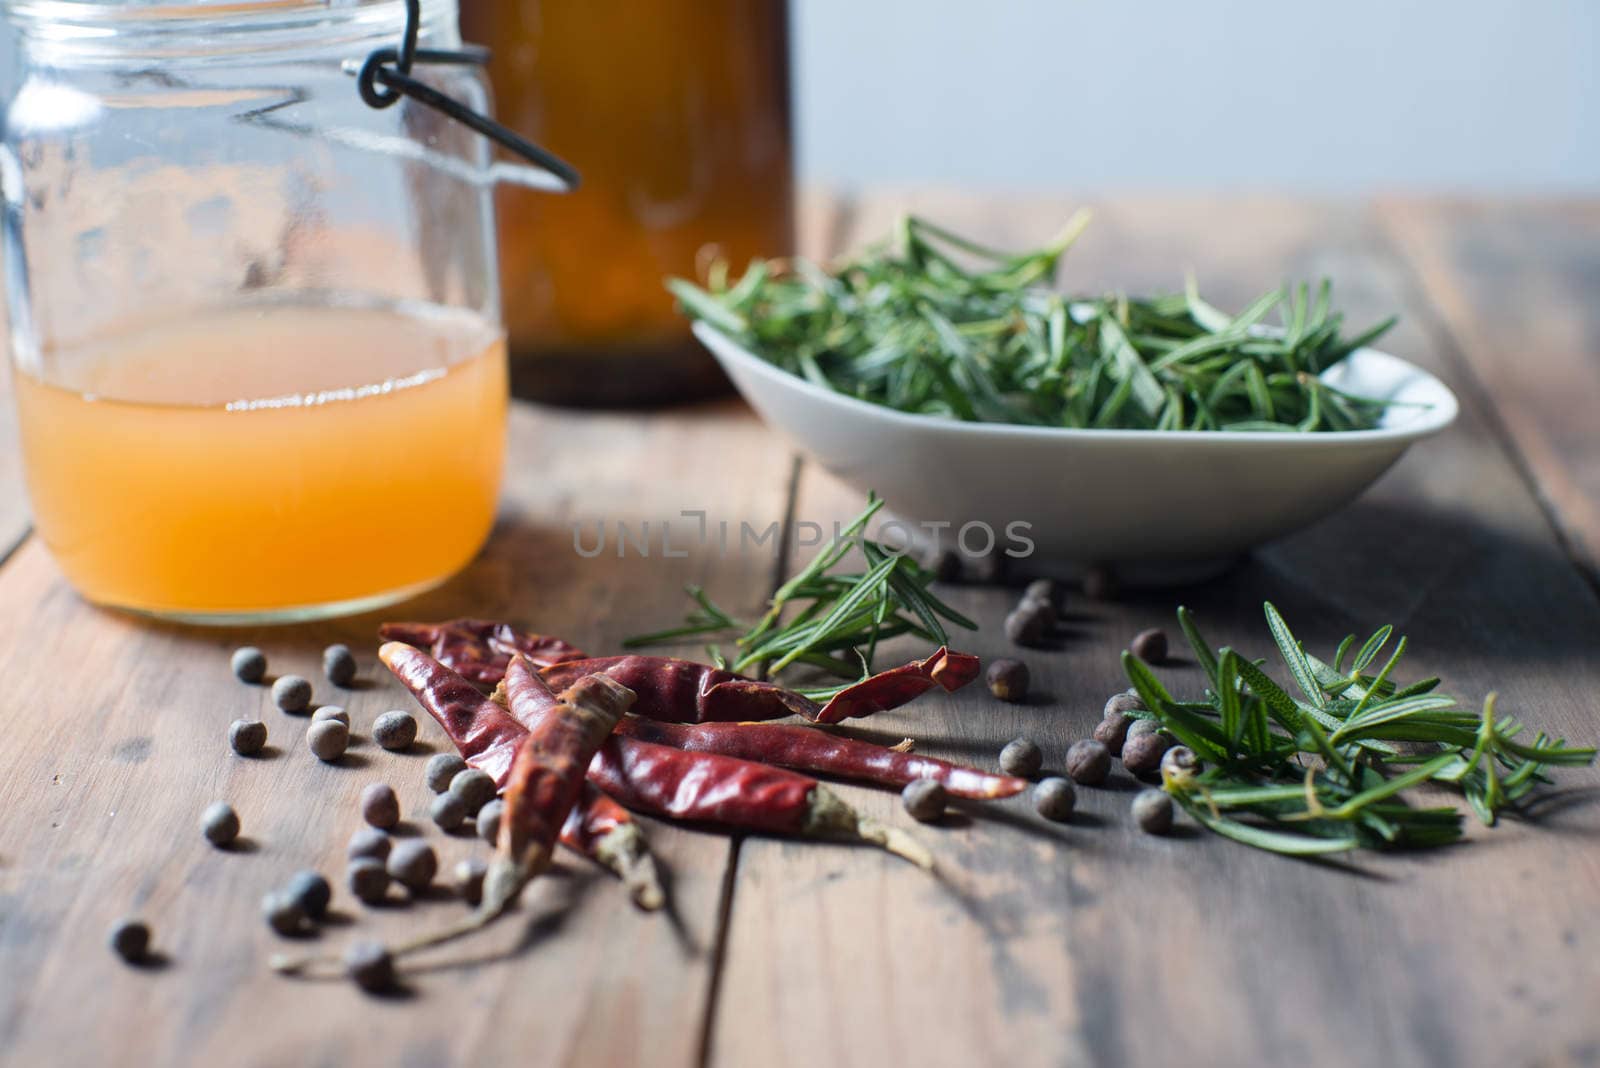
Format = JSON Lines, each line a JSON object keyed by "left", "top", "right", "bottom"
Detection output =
{"left": 278, "top": 617, "right": 1002, "bottom": 983}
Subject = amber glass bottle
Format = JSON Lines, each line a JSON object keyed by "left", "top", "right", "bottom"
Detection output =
{"left": 464, "top": 0, "right": 794, "bottom": 406}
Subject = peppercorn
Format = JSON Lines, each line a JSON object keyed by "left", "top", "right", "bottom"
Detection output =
{"left": 999, "top": 737, "right": 1044, "bottom": 779}
{"left": 425, "top": 752, "right": 468, "bottom": 794}
{"left": 1160, "top": 745, "right": 1199, "bottom": 781}
{"left": 900, "top": 779, "right": 947, "bottom": 823}
{"left": 1132, "top": 789, "right": 1174, "bottom": 834}
{"left": 386, "top": 840, "right": 437, "bottom": 892}
{"left": 310, "top": 705, "right": 349, "bottom": 726}
{"left": 1104, "top": 689, "right": 1146, "bottom": 718}
{"left": 1126, "top": 717, "right": 1163, "bottom": 741}
{"left": 429, "top": 791, "right": 467, "bottom": 832}
{"left": 323, "top": 644, "right": 357, "bottom": 688}
{"left": 231, "top": 646, "right": 267, "bottom": 684}
{"left": 449, "top": 768, "right": 497, "bottom": 816}
{"left": 343, "top": 940, "right": 396, "bottom": 993}
{"left": 1064, "top": 739, "right": 1111, "bottom": 785}
{"left": 347, "top": 858, "right": 390, "bottom": 906}
{"left": 228, "top": 719, "right": 267, "bottom": 757}
{"left": 475, "top": 799, "right": 504, "bottom": 844}
{"left": 108, "top": 918, "right": 150, "bottom": 962}
{"left": 306, "top": 719, "right": 349, "bottom": 763}
{"left": 1121, "top": 730, "right": 1171, "bottom": 777}
{"left": 1082, "top": 564, "right": 1118, "bottom": 601}
{"left": 200, "top": 801, "right": 240, "bottom": 847}
{"left": 930, "top": 547, "right": 963, "bottom": 584}
{"left": 1022, "top": 577, "right": 1064, "bottom": 613}
{"left": 453, "top": 857, "right": 487, "bottom": 906}
{"left": 347, "top": 826, "right": 392, "bottom": 862}
{"left": 284, "top": 870, "right": 332, "bottom": 920}
{"left": 985, "top": 658, "right": 1030, "bottom": 703}
{"left": 1092, "top": 713, "right": 1133, "bottom": 756}
{"left": 1004, "top": 602, "right": 1052, "bottom": 648}
{"left": 360, "top": 783, "right": 400, "bottom": 830}
{"left": 372, "top": 710, "right": 418, "bottom": 751}
{"left": 1033, "top": 777, "right": 1076, "bottom": 821}
{"left": 1130, "top": 627, "right": 1169, "bottom": 664}
{"left": 271, "top": 675, "right": 312, "bottom": 714}
{"left": 262, "top": 892, "right": 308, "bottom": 937}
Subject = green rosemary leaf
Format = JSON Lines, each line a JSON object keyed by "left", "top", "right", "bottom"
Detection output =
{"left": 1264, "top": 601, "right": 1327, "bottom": 709}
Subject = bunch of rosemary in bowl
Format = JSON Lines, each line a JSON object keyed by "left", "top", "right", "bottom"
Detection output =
{"left": 673, "top": 212, "right": 1459, "bottom": 572}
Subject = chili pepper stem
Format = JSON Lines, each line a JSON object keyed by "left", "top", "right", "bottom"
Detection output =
{"left": 593, "top": 823, "right": 666, "bottom": 911}
{"left": 803, "top": 785, "right": 933, "bottom": 870}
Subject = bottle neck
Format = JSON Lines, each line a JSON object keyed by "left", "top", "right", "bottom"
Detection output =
{"left": 6, "top": 1, "right": 459, "bottom": 66}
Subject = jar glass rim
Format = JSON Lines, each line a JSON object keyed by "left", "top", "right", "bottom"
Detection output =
{"left": 7, "top": 0, "right": 457, "bottom": 61}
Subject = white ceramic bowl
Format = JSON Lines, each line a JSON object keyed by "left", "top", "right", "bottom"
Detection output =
{"left": 695, "top": 320, "right": 1459, "bottom": 581}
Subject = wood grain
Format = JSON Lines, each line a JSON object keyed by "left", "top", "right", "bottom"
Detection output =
{"left": 707, "top": 194, "right": 1600, "bottom": 1068}
{"left": 0, "top": 400, "right": 793, "bottom": 1066}
{"left": 1378, "top": 198, "right": 1600, "bottom": 586}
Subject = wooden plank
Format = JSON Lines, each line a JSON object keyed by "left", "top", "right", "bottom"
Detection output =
{"left": 0, "top": 361, "right": 31, "bottom": 558}
{"left": 0, "top": 399, "right": 792, "bottom": 1066}
{"left": 708, "top": 194, "right": 1600, "bottom": 1068}
{"left": 1378, "top": 198, "right": 1600, "bottom": 585}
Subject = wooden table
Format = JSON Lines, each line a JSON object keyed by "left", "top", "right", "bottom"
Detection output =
{"left": 2, "top": 195, "right": 1597, "bottom": 1068}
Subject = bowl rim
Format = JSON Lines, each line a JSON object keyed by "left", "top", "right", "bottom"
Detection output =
{"left": 694, "top": 319, "right": 1460, "bottom": 447}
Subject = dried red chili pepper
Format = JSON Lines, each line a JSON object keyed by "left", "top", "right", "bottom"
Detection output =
{"left": 613, "top": 717, "right": 1027, "bottom": 799}
{"left": 587, "top": 735, "right": 932, "bottom": 868}
{"left": 378, "top": 618, "right": 587, "bottom": 689}
{"left": 379, "top": 641, "right": 663, "bottom": 908}
{"left": 562, "top": 784, "right": 664, "bottom": 911}
{"left": 538, "top": 647, "right": 979, "bottom": 725}
{"left": 274, "top": 666, "right": 636, "bottom": 978}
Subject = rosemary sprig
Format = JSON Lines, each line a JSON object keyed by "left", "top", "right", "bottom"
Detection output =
{"left": 669, "top": 213, "right": 1400, "bottom": 432}
{"left": 625, "top": 495, "right": 977, "bottom": 699}
{"left": 1126, "top": 603, "right": 1595, "bottom": 856}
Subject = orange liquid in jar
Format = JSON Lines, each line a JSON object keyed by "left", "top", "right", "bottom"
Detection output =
{"left": 13, "top": 302, "right": 508, "bottom": 620}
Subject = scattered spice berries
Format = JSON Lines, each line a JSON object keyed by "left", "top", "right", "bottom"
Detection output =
{"left": 1064, "top": 739, "right": 1111, "bottom": 785}
{"left": 1132, "top": 789, "right": 1174, "bottom": 835}
{"left": 475, "top": 799, "right": 504, "bottom": 844}
{"left": 343, "top": 940, "right": 396, "bottom": 993}
{"left": 200, "top": 801, "right": 240, "bottom": 847}
{"left": 449, "top": 768, "right": 497, "bottom": 816}
{"left": 386, "top": 840, "right": 437, "bottom": 892}
{"left": 284, "top": 870, "right": 332, "bottom": 921}
{"left": 1130, "top": 628, "right": 1169, "bottom": 664}
{"left": 1004, "top": 603, "right": 1052, "bottom": 648}
{"left": 323, "top": 644, "right": 357, "bottom": 687}
{"left": 1021, "top": 577, "right": 1063, "bottom": 613}
{"left": 901, "top": 778, "right": 947, "bottom": 823}
{"left": 1092, "top": 713, "right": 1132, "bottom": 756}
{"left": 360, "top": 783, "right": 400, "bottom": 830}
{"left": 1033, "top": 777, "right": 1076, "bottom": 821}
{"left": 453, "top": 857, "right": 487, "bottom": 906}
{"left": 262, "top": 892, "right": 308, "bottom": 937}
{"left": 999, "top": 737, "right": 1044, "bottom": 779}
{"left": 272, "top": 675, "right": 313, "bottom": 714}
{"left": 231, "top": 646, "right": 267, "bottom": 683}
{"left": 1082, "top": 565, "right": 1118, "bottom": 601}
{"left": 372, "top": 710, "right": 417, "bottom": 751}
{"left": 306, "top": 719, "right": 349, "bottom": 763}
{"left": 1122, "top": 730, "right": 1171, "bottom": 777}
{"left": 228, "top": 719, "right": 267, "bottom": 757}
{"left": 108, "top": 918, "right": 151, "bottom": 963}
{"left": 429, "top": 792, "right": 467, "bottom": 832}
{"left": 347, "top": 826, "right": 391, "bottom": 862}
{"left": 347, "top": 858, "right": 390, "bottom": 905}
{"left": 425, "top": 753, "right": 467, "bottom": 794}
{"left": 1104, "top": 689, "right": 1145, "bottom": 718}
{"left": 985, "top": 658, "right": 1030, "bottom": 703}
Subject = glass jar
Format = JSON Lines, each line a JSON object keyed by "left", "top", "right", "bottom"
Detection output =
{"left": 2, "top": 0, "right": 516, "bottom": 623}
{"left": 463, "top": 0, "right": 793, "bottom": 406}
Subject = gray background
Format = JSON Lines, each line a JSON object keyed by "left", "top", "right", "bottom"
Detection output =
{"left": 1, "top": 1, "right": 1595, "bottom": 192}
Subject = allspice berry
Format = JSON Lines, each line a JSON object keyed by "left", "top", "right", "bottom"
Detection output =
{"left": 1130, "top": 628, "right": 1169, "bottom": 664}
{"left": 999, "top": 737, "right": 1044, "bottom": 779}
{"left": 453, "top": 857, "right": 488, "bottom": 906}
{"left": 1004, "top": 603, "right": 1052, "bottom": 648}
{"left": 1064, "top": 739, "right": 1111, "bottom": 786}
{"left": 200, "top": 801, "right": 240, "bottom": 847}
{"left": 230, "top": 646, "right": 267, "bottom": 684}
{"left": 1104, "top": 689, "right": 1146, "bottom": 718}
{"left": 1021, "top": 577, "right": 1063, "bottom": 613}
{"left": 228, "top": 719, "right": 268, "bottom": 756}
{"left": 429, "top": 791, "right": 468, "bottom": 832}
{"left": 1132, "top": 789, "right": 1175, "bottom": 834}
{"left": 476, "top": 799, "right": 505, "bottom": 844}
{"left": 1121, "top": 730, "right": 1171, "bottom": 777}
{"left": 425, "top": 753, "right": 468, "bottom": 794}
{"left": 1092, "top": 713, "right": 1133, "bottom": 756}
{"left": 386, "top": 840, "right": 437, "bottom": 892}
{"left": 306, "top": 719, "right": 349, "bottom": 763}
{"left": 347, "top": 858, "right": 390, "bottom": 906}
{"left": 271, "top": 675, "right": 313, "bottom": 714}
{"left": 347, "top": 826, "right": 392, "bottom": 862}
{"left": 1033, "top": 777, "right": 1076, "bottom": 822}
{"left": 284, "top": 870, "right": 332, "bottom": 921}
{"left": 1082, "top": 565, "right": 1118, "bottom": 601}
{"left": 108, "top": 918, "right": 151, "bottom": 962}
{"left": 322, "top": 644, "right": 358, "bottom": 687}
{"left": 985, "top": 658, "right": 1030, "bottom": 703}
{"left": 449, "top": 768, "right": 497, "bottom": 816}
{"left": 360, "top": 782, "right": 400, "bottom": 830}
{"left": 343, "top": 940, "right": 396, "bottom": 993}
{"left": 900, "top": 779, "right": 947, "bottom": 823}
{"left": 372, "top": 710, "right": 418, "bottom": 752}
